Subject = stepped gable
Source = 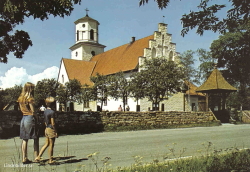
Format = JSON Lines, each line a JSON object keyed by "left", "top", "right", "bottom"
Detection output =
{"left": 196, "top": 68, "right": 237, "bottom": 93}
{"left": 62, "top": 58, "right": 96, "bottom": 86}
{"left": 90, "top": 35, "right": 154, "bottom": 76}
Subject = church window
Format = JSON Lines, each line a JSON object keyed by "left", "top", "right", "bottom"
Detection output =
{"left": 91, "top": 51, "right": 95, "bottom": 56}
{"left": 75, "top": 51, "right": 78, "bottom": 57}
{"left": 82, "top": 24, "right": 85, "bottom": 28}
{"left": 90, "top": 29, "right": 94, "bottom": 40}
{"left": 152, "top": 48, "right": 156, "bottom": 58}
{"left": 84, "top": 101, "right": 89, "bottom": 108}
{"left": 169, "top": 51, "right": 174, "bottom": 61}
{"left": 76, "top": 30, "right": 79, "bottom": 41}
{"left": 162, "top": 35, "right": 164, "bottom": 45}
{"left": 62, "top": 74, "right": 64, "bottom": 83}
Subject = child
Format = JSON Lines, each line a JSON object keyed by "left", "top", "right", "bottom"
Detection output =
{"left": 35, "top": 97, "right": 58, "bottom": 164}
{"left": 18, "top": 82, "right": 39, "bottom": 164}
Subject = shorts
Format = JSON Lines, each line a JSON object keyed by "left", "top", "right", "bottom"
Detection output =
{"left": 45, "top": 127, "right": 56, "bottom": 138}
{"left": 20, "top": 115, "right": 38, "bottom": 139}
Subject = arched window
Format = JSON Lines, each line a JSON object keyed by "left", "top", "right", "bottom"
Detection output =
{"left": 152, "top": 48, "right": 156, "bottom": 58}
{"left": 169, "top": 51, "right": 174, "bottom": 61}
{"left": 91, "top": 51, "right": 95, "bottom": 56}
{"left": 62, "top": 74, "right": 64, "bottom": 83}
{"left": 76, "top": 30, "right": 79, "bottom": 41}
{"left": 162, "top": 34, "right": 164, "bottom": 45}
{"left": 90, "top": 29, "right": 94, "bottom": 40}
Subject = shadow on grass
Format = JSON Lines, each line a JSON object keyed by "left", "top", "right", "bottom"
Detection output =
{"left": 35, "top": 156, "right": 88, "bottom": 166}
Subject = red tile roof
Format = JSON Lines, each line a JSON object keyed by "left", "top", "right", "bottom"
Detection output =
{"left": 63, "top": 35, "right": 154, "bottom": 85}
{"left": 62, "top": 58, "right": 96, "bottom": 86}
{"left": 90, "top": 35, "right": 154, "bottom": 76}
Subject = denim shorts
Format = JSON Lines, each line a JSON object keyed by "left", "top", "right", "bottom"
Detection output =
{"left": 20, "top": 115, "right": 38, "bottom": 139}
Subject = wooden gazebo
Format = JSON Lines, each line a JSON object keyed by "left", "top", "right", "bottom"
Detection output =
{"left": 196, "top": 66, "right": 237, "bottom": 122}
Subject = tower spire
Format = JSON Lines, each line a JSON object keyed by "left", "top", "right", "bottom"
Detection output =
{"left": 85, "top": 8, "right": 89, "bottom": 16}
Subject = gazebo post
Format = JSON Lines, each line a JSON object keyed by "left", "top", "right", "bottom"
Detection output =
{"left": 206, "top": 93, "right": 209, "bottom": 112}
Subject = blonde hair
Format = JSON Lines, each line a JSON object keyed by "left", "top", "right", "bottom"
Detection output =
{"left": 45, "top": 97, "right": 55, "bottom": 107}
{"left": 18, "top": 82, "right": 35, "bottom": 104}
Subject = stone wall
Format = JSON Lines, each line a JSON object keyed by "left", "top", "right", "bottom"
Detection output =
{"left": 101, "top": 111, "right": 215, "bottom": 127}
{"left": 0, "top": 110, "right": 216, "bottom": 139}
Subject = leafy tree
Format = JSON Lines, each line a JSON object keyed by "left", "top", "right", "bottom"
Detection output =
{"left": 108, "top": 71, "right": 131, "bottom": 111}
{"left": 0, "top": 85, "right": 22, "bottom": 110}
{"left": 129, "top": 73, "right": 146, "bottom": 109}
{"left": 210, "top": 22, "right": 250, "bottom": 109}
{"left": 0, "top": 0, "right": 82, "bottom": 63}
{"left": 65, "top": 79, "right": 82, "bottom": 103}
{"left": 34, "top": 78, "right": 58, "bottom": 108}
{"left": 55, "top": 79, "right": 82, "bottom": 111}
{"left": 80, "top": 84, "right": 95, "bottom": 108}
{"left": 179, "top": 50, "right": 197, "bottom": 83}
{"left": 210, "top": 23, "right": 250, "bottom": 86}
{"left": 196, "top": 48, "right": 215, "bottom": 84}
{"left": 56, "top": 83, "right": 68, "bottom": 111}
{"left": 136, "top": 57, "right": 184, "bottom": 110}
{"left": 90, "top": 73, "right": 109, "bottom": 111}
{"left": 140, "top": 0, "right": 249, "bottom": 36}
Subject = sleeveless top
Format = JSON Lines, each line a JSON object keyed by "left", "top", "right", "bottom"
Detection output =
{"left": 18, "top": 97, "right": 35, "bottom": 115}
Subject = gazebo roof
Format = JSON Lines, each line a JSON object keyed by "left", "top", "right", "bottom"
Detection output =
{"left": 196, "top": 68, "right": 237, "bottom": 93}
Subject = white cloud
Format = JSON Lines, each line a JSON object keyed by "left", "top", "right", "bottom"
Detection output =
{"left": 0, "top": 66, "right": 59, "bottom": 89}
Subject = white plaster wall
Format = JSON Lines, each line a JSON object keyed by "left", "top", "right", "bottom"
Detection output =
{"left": 71, "top": 47, "right": 83, "bottom": 60}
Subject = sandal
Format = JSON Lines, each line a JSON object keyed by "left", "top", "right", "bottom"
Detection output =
{"left": 23, "top": 158, "right": 32, "bottom": 164}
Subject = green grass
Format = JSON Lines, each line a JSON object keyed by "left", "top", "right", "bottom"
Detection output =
{"left": 74, "top": 142, "right": 250, "bottom": 172}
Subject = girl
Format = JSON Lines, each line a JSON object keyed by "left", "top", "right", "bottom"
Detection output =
{"left": 18, "top": 82, "right": 39, "bottom": 164}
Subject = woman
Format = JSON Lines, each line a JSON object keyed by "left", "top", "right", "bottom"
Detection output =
{"left": 35, "top": 97, "right": 58, "bottom": 164}
{"left": 18, "top": 82, "right": 39, "bottom": 164}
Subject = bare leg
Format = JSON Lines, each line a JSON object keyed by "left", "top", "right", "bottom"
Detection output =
{"left": 34, "top": 138, "right": 39, "bottom": 159}
{"left": 36, "top": 137, "right": 49, "bottom": 160}
{"left": 21, "top": 139, "right": 28, "bottom": 162}
{"left": 48, "top": 138, "right": 55, "bottom": 163}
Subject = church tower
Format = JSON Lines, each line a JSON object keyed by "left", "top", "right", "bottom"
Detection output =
{"left": 69, "top": 9, "right": 106, "bottom": 61}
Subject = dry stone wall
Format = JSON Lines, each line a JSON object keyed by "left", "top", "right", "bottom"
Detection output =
{"left": 0, "top": 110, "right": 216, "bottom": 138}
{"left": 101, "top": 111, "right": 215, "bottom": 127}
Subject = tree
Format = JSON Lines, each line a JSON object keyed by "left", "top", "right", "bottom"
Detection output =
{"left": 139, "top": 0, "right": 249, "bottom": 36}
{"left": 90, "top": 73, "right": 109, "bottom": 111}
{"left": 55, "top": 79, "right": 82, "bottom": 111}
{"left": 179, "top": 50, "right": 197, "bottom": 83}
{"left": 0, "top": 0, "right": 82, "bottom": 63}
{"left": 108, "top": 71, "right": 131, "bottom": 111}
{"left": 34, "top": 78, "right": 58, "bottom": 108}
{"left": 136, "top": 57, "right": 184, "bottom": 110}
{"left": 196, "top": 48, "right": 215, "bottom": 84}
{"left": 0, "top": 84, "right": 22, "bottom": 109}
{"left": 129, "top": 73, "right": 146, "bottom": 110}
{"left": 81, "top": 84, "right": 95, "bottom": 109}
{"left": 56, "top": 83, "right": 68, "bottom": 111}
{"left": 210, "top": 23, "right": 250, "bottom": 109}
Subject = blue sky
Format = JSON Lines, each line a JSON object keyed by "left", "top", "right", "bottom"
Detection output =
{"left": 0, "top": 0, "right": 230, "bottom": 89}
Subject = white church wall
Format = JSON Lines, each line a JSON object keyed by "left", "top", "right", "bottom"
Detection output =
{"left": 71, "top": 47, "right": 83, "bottom": 60}
{"left": 56, "top": 60, "right": 70, "bottom": 111}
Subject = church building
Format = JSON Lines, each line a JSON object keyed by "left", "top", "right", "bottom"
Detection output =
{"left": 57, "top": 13, "right": 204, "bottom": 112}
